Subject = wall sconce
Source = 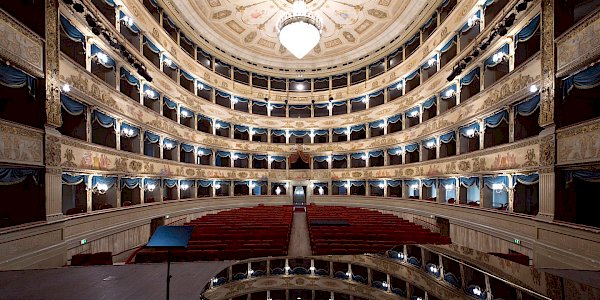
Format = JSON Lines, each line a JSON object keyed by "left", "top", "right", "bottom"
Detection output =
{"left": 267, "top": 104, "right": 274, "bottom": 111}
{"left": 492, "top": 51, "right": 507, "bottom": 64}
{"left": 362, "top": 95, "right": 369, "bottom": 103}
{"left": 249, "top": 129, "right": 255, "bottom": 135}
{"left": 361, "top": 154, "right": 368, "bottom": 160}
{"left": 425, "top": 141, "right": 436, "bottom": 149}
{"left": 465, "top": 128, "right": 477, "bottom": 138}
{"left": 95, "top": 52, "right": 109, "bottom": 64}
{"left": 378, "top": 122, "right": 386, "bottom": 129}
{"left": 409, "top": 111, "right": 419, "bottom": 118}
{"left": 162, "top": 142, "right": 174, "bottom": 150}
{"left": 530, "top": 85, "right": 538, "bottom": 93}
{"left": 120, "top": 127, "right": 135, "bottom": 138}
{"left": 410, "top": 184, "right": 419, "bottom": 190}
{"left": 429, "top": 264, "right": 439, "bottom": 274}
{"left": 145, "top": 183, "right": 156, "bottom": 192}
{"left": 249, "top": 182, "right": 256, "bottom": 189}
{"left": 275, "top": 186, "right": 282, "bottom": 195}
{"left": 144, "top": 89, "right": 156, "bottom": 99}
{"left": 492, "top": 183, "right": 504, "bottom": 192}
{"left": 163, "top": 57, "right": 173, "bottom": 67}
{"left": 231, "top": 153, "right": 239, "bottom": 160}
{"left": 309, "top": 131, "right": 315, "bottom": 138}
{"left": 444, "top": 89, "right": 455, "bottom": 98}
{"left": 231, "top": 96, "right": 238, "bottom": 105}
{"left": 214, "top": 181, "right": 221, "bottom": 190}
{"left": 93, "top": 183, "right": 109, "bottom": 194}
{"left": 318, "top": 186, "right": 324, "bottom": 195}
{"left": 467, "top": 15, "right": 479, "bottom": 27}
{"left": 61, "top": 84, "right": 71, "bottom": 92}
{"left": 196, "top": 82, "right": 204, "bottom": 89}
{"left": 427, "top": 58, "right": 437, "bottom": 67}
{"left": 121, "top": 15, "right": 133, "bottom": 27}
{"left": 396, "top": 82, "right": 403, "bottom": 90}
{"left": 378, "top": 183, "right": 385, "bottom": 189}
{"left": 180, "top": 183, "right": 189, "bottom": 191}
{"left": 444, "top": 184, "right": 455, "bottom": 191}
{"left": 326, "top": 156, "right": 332, "bottom": 163}
{"left": 180, "top": 110, "right": 189, "bottom": 118}
{"left": 344, "top": 183, "right": 351, "bottom": 189}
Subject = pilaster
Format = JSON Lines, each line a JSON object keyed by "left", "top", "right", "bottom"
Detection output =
{"left": 539, "top": 0, "right": 555, "bottom": 127}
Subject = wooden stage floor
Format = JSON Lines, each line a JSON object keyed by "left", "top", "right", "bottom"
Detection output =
{"left": 0, "top": 261, "right": 232, "bottom": 300}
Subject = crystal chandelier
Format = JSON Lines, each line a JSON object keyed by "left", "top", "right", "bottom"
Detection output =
{"left": 277, "top": 0, "right": 322, "bottom": 59}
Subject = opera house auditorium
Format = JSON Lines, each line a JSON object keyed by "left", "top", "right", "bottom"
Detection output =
{"left": 0, "top": 0, "right": 599, "bottom": 299}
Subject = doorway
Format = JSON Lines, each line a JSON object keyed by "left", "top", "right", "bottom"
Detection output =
{"left": 293, "top": 186, "right": 306, "bottom": 207}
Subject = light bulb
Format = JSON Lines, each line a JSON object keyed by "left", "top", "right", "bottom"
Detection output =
{"left": 147, "top": 184, "right": 156, "bottom": 192}
{"left": 530, "top": 85, "right": 538, "bottom": 93}
{"left": 96, "top": 52, "right": 108, "bottom": 64}
{"left": 466, "top": 128, "right": 476, "bottom": 137}
{"left": 426, "top": 141, "right": 435, "bottom": 148}
{"left": 396, "top": 82, "right": 403, "bottom": 90}
{"left": 444, "top": 89, "right": 454, "bottom": 98}
{"left": 197, "top": 82, "right": 204, "bottom": 89}
{"left": 62, "top": 84, "right": 71, "bottom": 92}
{"left": 428, "top": 58, "right": 437, "bottom": 67}
{"left": 163, "top": 57, "right": 173, "bottom": 66}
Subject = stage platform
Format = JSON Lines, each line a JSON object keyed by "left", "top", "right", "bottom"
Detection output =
{"left": 0, "top": 261, "right": 232, "bottom": 300}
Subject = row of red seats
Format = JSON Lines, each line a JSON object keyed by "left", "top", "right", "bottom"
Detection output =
{"left": 135, "top": 205, "right": 293, "bottom": 263}
{"left": 306, "top": 205, "right": 451, "bottom": 255}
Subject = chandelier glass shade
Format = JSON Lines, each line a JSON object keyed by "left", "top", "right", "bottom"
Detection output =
{"left": 277, "top": 0, "right": 322, "bottom": 59}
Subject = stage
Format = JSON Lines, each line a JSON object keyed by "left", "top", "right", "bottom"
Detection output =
{"left": 0, "top": 261, "right": 232, "bottom": 300}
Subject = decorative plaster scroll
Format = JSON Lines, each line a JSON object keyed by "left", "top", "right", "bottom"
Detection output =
{"left": 0, "top": 121, "right": 44, "bottom": 166}
{"left": 0, "top": 9, "right": 44, "bottom": 77}
{"left": 557, "top": 119, "right": 600, "bottom": 165}
{"left": 61, "top": 134, "right": 540, "bottom": 181}
{"left": 60, "top": 55, "right": 541, "bottom": 154}
{"left": 556, "top": 9, "right": 600, "bottom": 77}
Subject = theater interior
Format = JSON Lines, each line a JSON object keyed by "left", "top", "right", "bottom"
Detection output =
{"left": 0, "top": 0, "right": 599, "bottom": 299}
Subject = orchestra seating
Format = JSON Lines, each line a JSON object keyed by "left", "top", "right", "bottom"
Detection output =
{"left": 135, "top": 205, "right": 293, "bottom": 262}
{"left": 307, "top": 204, "right": 451, "bottom": 255}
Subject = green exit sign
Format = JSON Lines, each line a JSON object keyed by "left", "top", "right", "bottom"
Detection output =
{"left": 80, "top": 239, "right": 87, "bottom": 245}
{"left": 514, "top": 239, "right": 521, "bottom": 245}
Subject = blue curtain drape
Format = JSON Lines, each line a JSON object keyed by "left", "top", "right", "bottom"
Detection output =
{"left": 440, "top": 36, "right": 457, "bottom": 53}
{"left": 215, "top": 90, "right": 231, "bottom": 99}
{"left": 197, "top": 180, "right": 213, "bottom": 187}
{"left": 197, "top": 114, "right": 212, "bottom": 122}
{"left": 234, "top": 153, "right": 249, "bottom": 159}
{"left": 161, "top": 54, "right": 178, "bottom": 70}
{"left": 162, "top": 13, "right": 178, "bottom": 29}
{"left": 332, "top": 154, "right": 346, "bottom": 161}
{"left": 439, "top": 178, "right": 456, "bottom": 187}
{"left": 387, "top": 147, "right": 403, "bottom": 156}
{"left": 387, "top": 179, "right": 402, "bottom": 187}
{"left": 215, "top": 120, "right": 230, "bottom": 129}
{"left": 60, "top": 15, "right": 85, "bottom": 44}
{"left": 314, "top": 102, "right": 329, "bottom": 109}
{"left": 180, "top": 143, "right": 194, "bottom": 153}
{"left": 179, "top": 179, "right": 195, "bottom": 187}
{"left": 515, "top": 94, "right": 540, "bottom": 116}
{"left": 120, "top": 67, "right": 140, "bottom": 88}
{"left": 406, "top": 106, "right": 420, "bottom": 117}
{"left": 388, "top": 80, "right": 404, "bottom": 91}
{"left": 197, "top": 81, "right": 212, "bottom": 91}
{"left": 422, "top": 96, "right": 437, "bottom": 110}
{"left": 144, "top": 178, "right": 160, "bottom": 187}
{"left": 369, "top": 90, "right": 384, "bottom": 98}
{"left": 460, "top": 10, "right": 481, "bottom": 33}
{"left": 290, "top": 130, "right": 309, "bottom": 137}
{"left": 234, "top": 181, "right": 249, "bottom": 186}
{"left": 405, "top": 33, "right": 420, "bottom": 46}
{"left": 460, "top": 177, "right": 479, "bottom": 187}
{"left": 0, "top": 63, "right": 37, "bottom": 97}
{"left": 120, "top": 177, "right": 141, "bottom": 189}
{"left": 422, "top": 13, "right": 437, "bottom": 30}
{"left": 441, "top": 83, "right": 457, "bottom": 99}
{"left": 197, "top": 147, "right": 212, "bottom": 156}
{"left": 234, "top": 125, "right": 249, "bottom": 132}
{"left": 216, "top": 151, "right": 231, "bottom": 158}
{"left": 253, "top": 128, "right": 268, "bottom": 135}
{"left": 91, "top": 44, "right": 115, "bottom": 69}
{"left": 180, "top": 106, "right": 193, "bottom": 118}
{"left": 562, "top": 63, "right": 600, "bottom": 99}
{"left": 369, "top": 120, "right": 385, "bottom": 128}
{"left": 513, "top": 173, "right": 539, "bottom": 187}
{"left": 61, "top": 94, "right": 86, "bottom": 116}
{"left": 180, "top": 70, "right": 195, "bottom": 81}
{"left": 120, "top": 122, "right": 140, "bottom": 138}
{"left": 144, "top": 131, "right": 159, "bottom": 143}
{"left": 405, "top": 143, "right": 419, "bottom": 153}
{"left": 62, "top": 173, "right": 88, "bottom": 186}
{"left": 461, "top": 67, "right": 480, "bottom": 86}
{"left": 565, "top": 170, "right": 600, "bottom": 184}
{"left": 143, "top": 36, "right": 160, "bottom": 53}
{"left": 163, "top": 179, "right": 177, "bottom": 188}
{"left": 388, "top": 114, "right": 403, "bottom": 124}
{"left": 350, "top": 97, "right": 365, "bottom": 104}
{"left": 351, "top": 152, "right": 365, "bottom": 160}
{"left": 405, "top": 69, "right": 420, "bottom": 81}
{"left": 515, "top": 14, "right": 541, "bottom": 47}
{"left": 253, "top": 154, "right": 268, "bottom": 161}
{"left": 422, "top": 54, "right": 438, "bottom": 70}
{"left": 314, "top": 129, "right": 328, "bottom": 136}
{"left": 405, "top": 179, "right": 420, "bottom": 187}
{"left": 119, "top": 11, "right": 140, "bottom": 33}
{"left": 332, "top": 181, "right": 346, "bottom": 187}
{"left": 483, "top": 175, "right": 509, "bottom": 189}
{"left": 369, "top": 150, "right": 384, "bottom": 157}
{"left": 270, "top": 156, "right": 286, "bottom": 162}
{"left": 350, "top": 181, "right": 365, "bottom": 187}
{"left": 333, "top": 128, "right": 347, "bottom": 135}
{"left": 162, "top": 138, "right": 177, "bottom": 148}
{"left": 484, "top": 110, "right": 508, "bottom": 128}
{"left": 163, "top": 97, "right": 177, "bottom": 109}
{"left": 91, "top": 176, "right": 116, "bottom": 189}
{"left": 271, "top": 129, "right": 286, "bottom": 136}
{"left": 459, "top": 122, "right": 480, "bottom": 137}
{"left": 313, "top": 156, "right": 329, "bottom": 162}
{"left": 422, "top": 179, "right": 437, "bottom": 187}
{"left": 92, "top": 110, "right": 116, "bottom": 129}
{"left": 422, "top": 138, "right": 437, "bottom": 149}
{"left": 0, "top": 168, "right": 41, "bottom": 185}
{"left": 484, "top": 44, "right": 510, "bottom": 68}
{"left": 350, "top": 124, "right": 365, "bottom": 132}
{"left": 440, "top": 131, "right": 456, "bottom": 144}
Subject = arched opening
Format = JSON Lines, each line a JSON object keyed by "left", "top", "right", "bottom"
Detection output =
{"left": 91, "top": 176, "right": 117, "bottom": 211}
{"left": 91, "top": 110, "right": 116, "bottom": 148}
{"left": 459, "top": 177, "right": 480, "bottom": 206}
{"left": 289, "top": 152, "right": 310, "bottom": 170}
{"left": 514, "top": 95, "right": 543, "bottom": 140}
{"left": 59, "top": 94, "right": 87, "bottom": 141}
{"left": 350, "top": 153, "right": 366, "bottom": 168}
{"left": 404, "top": 144, "right": 419, "bottom": 164}
{"left": 162, "top": 97, "right": 177, "bottom": 122}
{"left": 143, "top": 179, "right": 160, "bottom": 203}
{"left": 387, "top": 180, "right": 403, "bottom": 198}
{"left": 179, "top": 107, "right": 194, "bottom": 128}
{"left": 513, "top": 173, "right": 539, "bottom": 215}
{"left": 483, "top": 110, "right": 509, "bottom": 148}
{"left": 439, "top": 131, "right": 456, "bottom": 158}
{"left": 119, "top": 123, "right": 140, "bottom": 154}
{"left": 234, "top": 125, "right": 250, "bottom": 140}
{"left": 460, "top": 67, "right": 481, "bottom": 103}
{"left": 120, "top": 178, "right": 141, "bottom": 207}
{"left": 143, "top": 131, "right": 160, "bottom": 158}
{"left": 459, "top": 123, "right": 480, "bottom": 154}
